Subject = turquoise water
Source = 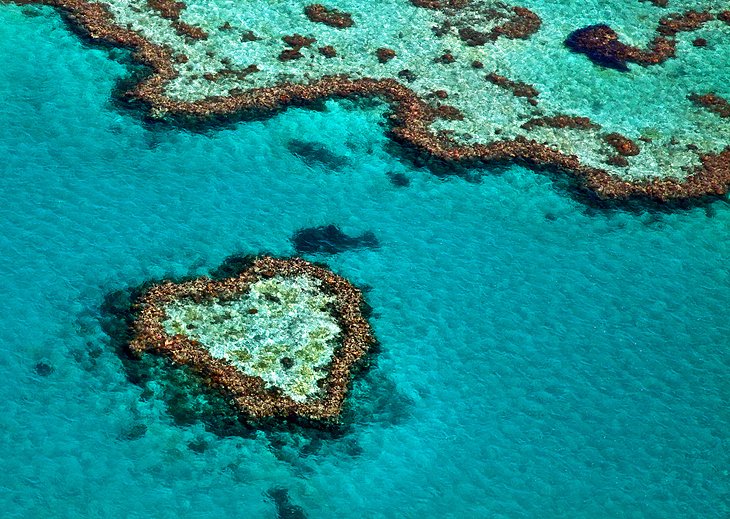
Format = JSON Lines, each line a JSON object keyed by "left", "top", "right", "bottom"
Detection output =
{"left": 1, "top": 4, "right": 729, "bottom": 518}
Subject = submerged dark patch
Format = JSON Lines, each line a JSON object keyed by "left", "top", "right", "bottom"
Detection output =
{"left": 287, "top": 139, "right": 349, "bottom": 170}
{"left": 387, "top": 171, "right": 411, "bottom": 187}
{"left": 34, "top": 361, "right": 54, "bottom": 377}
{"left": 291, "top": 225, "right": 379, "bottom": 254}
{"left": 118, "top": 423, "right": 147, "bottom": 441}
{"left": 265, "top": 487, "right": 308, "bottom": 519}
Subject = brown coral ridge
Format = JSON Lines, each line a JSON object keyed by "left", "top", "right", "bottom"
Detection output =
{"left": 376, "top": 47, "right": 397, "bottom": 63}
{"left": 129, "top": 256, "right": 375, "bottom": 424}
{"left": 410, "top": 0, "right": 468, "bottom": 9}
{"left": 146, "top": 0, "right": 184, "bottom": 20}
{"left": 422, "top": 0, "right": 541, "bottom": 45}
{"left": 433, "top": 104, "right": 464, "bottom": 120}
{"left": 689, "top": 92, "right": 730, "bottom": 118}
{"left": 202, "top": 64, "right": 260, "bottom": 82}
{"left": 318, "top": 45, "right": 337, "bottom": 58}
{"left": 304, "top": 4, "right": 354, "bottom": 28}
{"left": 279, "top": 34, "right": 317, "bottom": 61}
{"left": 457, "top": 6, "right": 541, "bottom": 45}
{"left": 566, "top": 10, "right": 718, "bottom": 70}
{"left": 521, "top": 115, "right": 600, "bottom": 131}
{"left": 9, "top": 0, "right": 730, "bottom": 202}
{"left": 485, "top": 72, "right": 539, "bottom": 104}
{"left": 604, "top": 133, "right": 640, "bottom": 156}
{"left": 171, "top": 20, "right": 207, "bottom": 40}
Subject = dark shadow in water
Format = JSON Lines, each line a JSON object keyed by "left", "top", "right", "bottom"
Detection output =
{"left": 118, "top": 423, "right": 148, "bottom": 441}
{"left": 291, "top": 225, "right": 379, "bottom": 255}
{"left": 287, "top": 140, "right": 349, "bottom": 171}
{"left": 33, "top": 361, "right": 54, "bottom": 377}
{"left": 21, "top": 6, "right": 44, "bottom": 17}
{"left": 387, "top": 171, "right": 411, "bottom": 187}
{"left": 265, "top": 487, "right": 308, "bottom": 519}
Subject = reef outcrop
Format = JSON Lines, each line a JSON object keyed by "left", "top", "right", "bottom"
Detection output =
{"left": 521, "top": 115, "right": 600, "bottom": 131}
{"left": 566, "top": 11, "right": 718, "bottom": 70}
{"left": 128, "top": 256, "right": 375, "bottom": 423}
{"left": 689, "top": 92, "right": 730, "bottom": 118}
{"left": 304, "top": 4, "right": 354, "bottom": 29}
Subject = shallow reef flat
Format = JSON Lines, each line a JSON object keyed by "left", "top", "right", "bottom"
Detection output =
{"left": 6, "top": 0, "right": 730, "bottom": 200}
{"left": 129, "top": 256, "right": 375, "bottom": 424}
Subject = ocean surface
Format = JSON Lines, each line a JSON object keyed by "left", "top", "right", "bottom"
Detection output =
{"left": 1, "top": 4, "right": 729, "bottom": 518}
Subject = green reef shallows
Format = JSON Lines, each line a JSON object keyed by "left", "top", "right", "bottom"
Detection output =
{"left": 7, "top": 0, "right": 730, "bottom": 200}
{"left": 129, "top": 256, "right": 375, "bottom": 424}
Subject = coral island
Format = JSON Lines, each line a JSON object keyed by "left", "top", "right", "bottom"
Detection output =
{"left": 128, "top": 256, "right": 375, "bottom": 423}
{"left": 6, "top": 0, "right": 730, "bottom": 201}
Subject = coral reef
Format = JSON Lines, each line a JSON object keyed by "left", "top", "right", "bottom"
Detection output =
{"left": 376, "top": 47, "right": 397, "bottom": 64}
{"left": 485, "top": 72, "right": 539, "bottom": 102}
{"left": 604, "top": 133, "right": 641, "bottom": 157}
{"left": 424, "top": 0, "right": 541, "bottom": 44}
{"left": 128, "top": 256, "right": 375, "bottom": 423}
{"left": 5, "top": 0, "right": 730, "bottom": 201}
{"left": 318, "top": 45, "right": 337, "bottom": 58}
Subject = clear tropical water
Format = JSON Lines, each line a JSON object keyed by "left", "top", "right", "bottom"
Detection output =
{"left": 1, "top": 4, "right": 729, "bottom": 518}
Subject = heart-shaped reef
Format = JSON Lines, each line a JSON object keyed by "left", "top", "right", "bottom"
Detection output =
{"left": 128, "top": 256, "right": 375, "bottom": 424}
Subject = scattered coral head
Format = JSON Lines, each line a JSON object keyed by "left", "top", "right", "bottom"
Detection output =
{"left": 377, "top": 47, "right": 397, "bottom": 63}
{"left": 688, "top": 92, "right": 730, "bottom": 118}
{"left": 305, "top": 4, "right": 354, "bottom": 28}
{"left": 604, "top": 133, "right": 641, "bottom": 156}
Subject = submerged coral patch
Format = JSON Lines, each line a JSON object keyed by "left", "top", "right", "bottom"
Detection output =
{"left": 291, "top": 225, "right": 379, "bottom": 255}
{"left": 129, "top": 257, "right": 375, "bottom": 423}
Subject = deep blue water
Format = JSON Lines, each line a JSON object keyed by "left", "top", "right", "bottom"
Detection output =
{"left": 1, "top": 5, "right": 729, "bottom": 518}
